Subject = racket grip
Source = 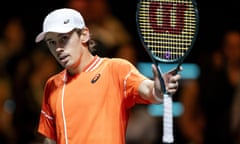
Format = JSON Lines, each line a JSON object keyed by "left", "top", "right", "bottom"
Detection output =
{"left": 162, "top": 93, "right": 174, "bottom": 143}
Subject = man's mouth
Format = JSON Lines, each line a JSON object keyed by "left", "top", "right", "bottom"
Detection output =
{"left": 59, "top": 54, "right": 69, "bottom": 63}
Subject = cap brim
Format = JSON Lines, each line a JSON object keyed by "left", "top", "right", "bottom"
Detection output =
{"left": 35, "top": 32, "right": 46, "bottom": 43}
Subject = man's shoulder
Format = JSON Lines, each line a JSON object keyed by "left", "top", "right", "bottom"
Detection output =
{"left": 104, "top": 57, "right": 133, "bottom": 65}
{"left": 101, "top": 57, "right": 136, "bottom": 73}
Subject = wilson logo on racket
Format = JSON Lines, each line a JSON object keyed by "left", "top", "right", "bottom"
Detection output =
{"left": 149, "top": 2, "right": 187, "bottom": 34}
{"left": 91, "top": 73, "right": 101, "bottom": 84}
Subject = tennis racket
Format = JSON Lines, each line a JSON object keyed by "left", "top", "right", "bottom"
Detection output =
{"left": 136, "top": 0, "right": 199, "bottom": 143}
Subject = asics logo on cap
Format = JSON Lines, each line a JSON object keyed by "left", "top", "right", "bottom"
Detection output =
{"left": 64, "top": 19, "right": 70, "bottom": 24}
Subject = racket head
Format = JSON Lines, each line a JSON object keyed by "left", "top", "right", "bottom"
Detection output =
{"left": 136, "top": 0, "right": 199, "bottom": 63}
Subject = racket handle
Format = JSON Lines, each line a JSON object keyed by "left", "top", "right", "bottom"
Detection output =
{"left": 162, "top": 93, "right": 174, "bottom": 143}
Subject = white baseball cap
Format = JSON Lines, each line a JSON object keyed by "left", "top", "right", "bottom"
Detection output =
{"left": 35, "top": 8, "right": 85, "bottom": 42}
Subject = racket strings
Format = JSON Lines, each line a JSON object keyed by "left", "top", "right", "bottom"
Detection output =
{"left": 137, "top": 0, "right": 197, "bottom": 62}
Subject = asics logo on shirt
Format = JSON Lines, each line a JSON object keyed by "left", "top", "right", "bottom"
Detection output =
{"left": 91, "top": 73, "right": 101, "bottom": 83}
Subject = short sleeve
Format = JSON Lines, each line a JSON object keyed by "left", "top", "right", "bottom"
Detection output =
{"left": 111, "top": 58, "right": 151, "bottom": 109}
{"left": 38, "top": 80, "right": 56, "bottom": 140}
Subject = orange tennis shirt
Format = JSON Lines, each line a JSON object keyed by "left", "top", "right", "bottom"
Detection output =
{"left": 38, "top": 56, "right": 151, "bottom": 144}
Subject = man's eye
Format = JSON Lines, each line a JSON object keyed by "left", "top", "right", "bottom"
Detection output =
{"left": 47, "top": 41, "right": 56, "bottom": 48}
{"left": 60, "top": 35, "right": 70, "bottom": 45}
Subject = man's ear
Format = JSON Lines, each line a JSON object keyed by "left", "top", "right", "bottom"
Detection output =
{"left": 80, "top": 28, "right": 90, "bottom": 43}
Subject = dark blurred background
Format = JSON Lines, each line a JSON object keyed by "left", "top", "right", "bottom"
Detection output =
{"left": 1, "top": 0, "right": 240, "bottom": 144}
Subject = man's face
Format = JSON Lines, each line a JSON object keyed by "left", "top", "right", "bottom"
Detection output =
{"left": 45, "top": 30, "right": 83, "bottom": 69}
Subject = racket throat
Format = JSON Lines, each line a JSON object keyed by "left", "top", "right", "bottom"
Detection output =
{"left": 156, "top": 64, "right": 167, "bottom": 93}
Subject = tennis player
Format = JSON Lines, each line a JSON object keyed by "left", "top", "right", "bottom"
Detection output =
{"left": 35, "top": 8, "right": 181, "bottom": 144}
